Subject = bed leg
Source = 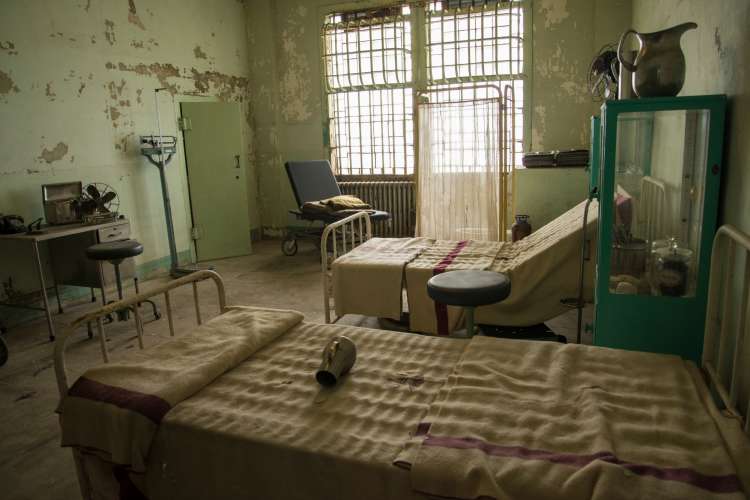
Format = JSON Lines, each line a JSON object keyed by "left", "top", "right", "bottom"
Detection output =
{"left": 72, "top": 449, "right": 93, "bottom": 500}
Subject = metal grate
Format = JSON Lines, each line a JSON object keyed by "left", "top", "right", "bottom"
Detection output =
{"left": 328, "top": 88, "right": 415, "bottom": 175}
{"left": 322, "top": 1, "right": 525, "bottom": 176}
{"left": 323, "top": 8, "right": 412, "bottom": 91}
{"left": 323, "top": 5, "right": 415, "bottom": 176}
{"left": 426, "top": 0, "right": 524, "bottom": 169}
{"left": 426, "top": 1, "right": 523, "bottom": 81}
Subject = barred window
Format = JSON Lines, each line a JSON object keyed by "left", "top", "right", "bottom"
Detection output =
{"left": 323, "top": 6, "right": 414, "bottom": 176}
{"left": 322, "top": 1, "right": 525, "bottom": 176}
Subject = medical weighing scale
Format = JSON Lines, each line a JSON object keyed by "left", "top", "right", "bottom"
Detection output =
{"left": 140, "top": 88, "right": 212, "bottom": 277}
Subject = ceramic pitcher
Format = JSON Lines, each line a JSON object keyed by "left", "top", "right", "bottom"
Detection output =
{"left": 617, "top": 22, "right": 697, "bottom": 98}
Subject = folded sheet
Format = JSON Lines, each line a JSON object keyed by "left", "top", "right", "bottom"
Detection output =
{"left": 396, "top": 336, "right": 748, "bottom": 500}
{"left": 59, "top": 306, "right": 304, "bottom": 472}
{"left": 405, "top": 239, "right": 504, "bottom": 334}
{"left": 333, "top": 237, "right": 434, "bottom": 320}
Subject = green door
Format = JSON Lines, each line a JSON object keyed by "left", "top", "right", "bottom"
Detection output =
{"left": 181, "top": 102, "right": 251, "bottom": 261}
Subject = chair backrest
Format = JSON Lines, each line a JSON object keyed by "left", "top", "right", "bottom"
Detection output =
{"left": 284, "top": 160, "right": 341, "bottom": 207}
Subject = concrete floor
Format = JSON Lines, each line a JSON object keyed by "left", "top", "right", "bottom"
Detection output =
{"left": 0, "top": 240, "right": 592, "bottom": 499}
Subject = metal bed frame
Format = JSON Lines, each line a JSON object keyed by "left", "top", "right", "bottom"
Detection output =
{"left": 54, "top": 270, "right": 226, "bottom": 397}
{"left": 638, "top": 175, "right": 668, "bottom": 250}
{"left": 52, "top": 226, "right": 749, "bottom": 499}
{"left": 704, "top": 225, "right": 750, "bottom": 433}
{"left": 320, "top": 211, "right": 373, "bottom": 323}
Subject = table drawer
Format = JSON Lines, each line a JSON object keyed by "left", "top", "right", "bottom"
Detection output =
{"left": 97, "top": 222, "right": 130, "bottom": 243}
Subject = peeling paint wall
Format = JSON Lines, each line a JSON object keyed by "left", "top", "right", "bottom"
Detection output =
{"left": 247, "top": 0, "right": 632, "bottom": 231}
{"left": 632, "top": 0, "right": 750, "bottom": 233}
{"left": 530, "top": 0, "right": 632, "bottom": 151}
{"left": 0, "top": 0, "right": 257, "bottom": 295}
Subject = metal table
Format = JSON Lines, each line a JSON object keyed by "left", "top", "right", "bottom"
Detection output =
{"left": 0, "top": 219, "right": 129, "bottom": 341}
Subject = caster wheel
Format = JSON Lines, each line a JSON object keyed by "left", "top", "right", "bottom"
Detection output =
{"left": 0, "top": 336, "right": 8, "bottom": 367}
{"left": 281, "top": 238, "right": 298, "bottom": 256}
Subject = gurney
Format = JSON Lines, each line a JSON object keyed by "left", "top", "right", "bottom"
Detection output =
{"left": 53, "top": 225, "right": 750, "bottom": 499}
{"left": 327, "top": 199, "right": 598, "bottom": 334}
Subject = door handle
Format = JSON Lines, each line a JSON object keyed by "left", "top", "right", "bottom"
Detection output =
{"left": 234, "top": 155, "right": 240, "bottom": 169}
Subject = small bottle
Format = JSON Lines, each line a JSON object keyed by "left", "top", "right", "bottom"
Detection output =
{"left": 511, "top": 215, "right": 532, "bottom": 242}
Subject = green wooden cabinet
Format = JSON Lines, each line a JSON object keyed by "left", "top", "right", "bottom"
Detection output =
{"left": 593, "top": 95, "right": 727, "bottom": 363}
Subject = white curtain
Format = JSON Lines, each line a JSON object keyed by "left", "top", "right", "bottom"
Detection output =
{"left": 417, "top": 98, "right": 502, "bottom": 241}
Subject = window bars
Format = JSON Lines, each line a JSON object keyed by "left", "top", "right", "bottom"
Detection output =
{"left": 322, "top": 1, "right": 525, "bottom": 177}
{"left": 323, "top": 6, "right": 415, "bottom": 176}
{"left": 426, "top": 1, "right": 523, "bottom": 82}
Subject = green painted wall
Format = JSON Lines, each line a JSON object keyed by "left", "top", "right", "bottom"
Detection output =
{"left": 247, "top": 0, "right": 632, "bottom": 233}
{"left": 0, "top": 0, "right": 258, "bottom": 297}
{"left": 631, "top": 1, "right": 750, "bottom": 234}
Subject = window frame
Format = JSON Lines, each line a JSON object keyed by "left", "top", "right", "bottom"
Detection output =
{"left": 320, "top": 0, "right": 531, "bottom": 178}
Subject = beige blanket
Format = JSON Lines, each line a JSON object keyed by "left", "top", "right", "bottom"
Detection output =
{"left": 405, "top": 239, "right": 505, "bottom": 334}
{"left": 476, "top": 199, "right": 598, "bottom": 327}
{"left": 59, "top": 306, "right": 303, "bottom": 472}
{"left": 333, "top": 200, "right": 598, "bottom": 334}
{"left": 333, "top": 237, "right": 434, "bottom": 320}
{"left": 140, "top": 321, "right": 468, "bottom": 500}
{"left": 396, "top": 336, "right": 748, "bottom": 499}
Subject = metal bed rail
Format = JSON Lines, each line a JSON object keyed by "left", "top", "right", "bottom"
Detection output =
{"left": 321, "top": 211, "right": 373, "bottom": 323}
{"left": 54, "top": 270, "right": 227, "bottom": 399}
{"left": 638, "top": 175, "right": 668, "bottom": 249}
{"left": 703, "top": 224, "right": 750, "bottom": 435}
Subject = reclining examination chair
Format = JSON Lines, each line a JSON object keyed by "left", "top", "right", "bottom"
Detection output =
{"left": 282, "top": 160, "right": 390, "bottom": 256}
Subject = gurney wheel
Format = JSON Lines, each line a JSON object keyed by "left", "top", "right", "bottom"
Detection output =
{"left": 0, "top": 336, "right": 7, "bottom": 367}
{"left": 281, "top": 238, "right": 298, "bottom": 256}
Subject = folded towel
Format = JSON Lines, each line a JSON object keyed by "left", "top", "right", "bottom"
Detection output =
{"left": 59, "top": 306, "right": 304, "bottom": 472}
{"left": 321, "top": 194, "right": 371, "bottom": 211}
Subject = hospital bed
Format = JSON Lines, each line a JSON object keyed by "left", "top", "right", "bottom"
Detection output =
{"left": 55, "top": 225, "right": 750, "bottom": 499}
{"left": 324, "top": 199, "right": 600, "bottom": 334}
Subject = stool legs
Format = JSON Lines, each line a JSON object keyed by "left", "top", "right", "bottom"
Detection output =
{"left": 465, "top": 307, "right": 475, "bottom": 337}
{"left": 114, "top": 263, "right": 124, "bottom": 301}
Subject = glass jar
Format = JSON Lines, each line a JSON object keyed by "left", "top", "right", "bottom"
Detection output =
{"left": 653, "top": 238, "right": 692, "bottom": 297}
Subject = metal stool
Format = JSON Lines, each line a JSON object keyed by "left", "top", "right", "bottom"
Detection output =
{"left": 427, "top": 270, "right": 511, "bottom": 336}
{"left": 86, "top": 240, "right": 160, "bottom": 324}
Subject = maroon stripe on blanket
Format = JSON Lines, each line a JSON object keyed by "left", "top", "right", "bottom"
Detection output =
{"left": 422, "top": 435, "right": 742, "bottom": 494}
{"left": 415, "top": 421, "right": 432, "bottom": 436}
{"left": 433, "top": 241, "right": 468, "bottom": 336}
{"left": 68, "top": 377, "right": 171, "bottom": 425}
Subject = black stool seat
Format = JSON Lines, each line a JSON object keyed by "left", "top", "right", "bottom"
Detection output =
{"left": 427, "top": 270, "right": 511, "bottom": 307}
{"left": 86, "top": 240, "right": 144, "bottom": 261}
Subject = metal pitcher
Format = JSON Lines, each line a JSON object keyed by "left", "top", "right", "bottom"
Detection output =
{"left": 316, "top": 336, "right": 357, "bottom": 387}
{"left": 617, "top": 22, "right": 697, "bottom": 98}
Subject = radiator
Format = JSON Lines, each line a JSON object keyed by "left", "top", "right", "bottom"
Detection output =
{"left": 338, "top": 181, "right": 415, "bottom": 237}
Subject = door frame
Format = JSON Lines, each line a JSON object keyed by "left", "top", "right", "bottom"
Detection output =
{"left": 174, "top": 96, "right": 251, "bottom": 261}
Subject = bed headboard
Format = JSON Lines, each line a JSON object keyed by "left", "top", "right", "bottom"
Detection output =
{"left": 703, "top": 225, "right": 750, "bottom": 435}
{"left": 638, "top": 175, "right": 668, "bottom": 247}
{"left": 54, "top": 270, "right": 227, "bottom": 398}
{"left": 321, "top": 210, "right": 373, "bottom": 323}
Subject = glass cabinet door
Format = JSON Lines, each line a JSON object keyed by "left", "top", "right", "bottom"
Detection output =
{"left": 609, "top": 109, "right": 710, "bottom": 297}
